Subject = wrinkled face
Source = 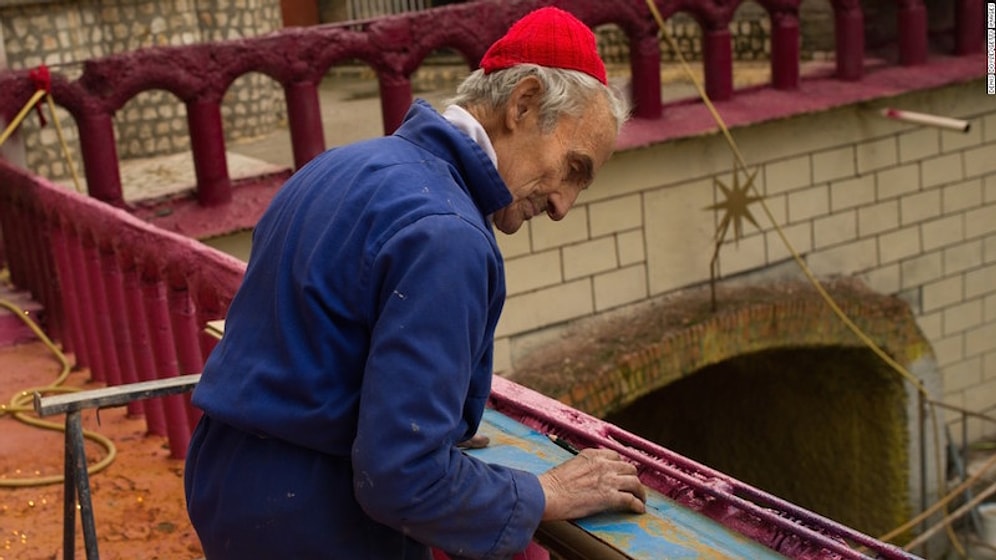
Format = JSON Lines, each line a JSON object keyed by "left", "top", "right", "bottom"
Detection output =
{"left": 491, "top": 90, "right": 617, "bottom": 235}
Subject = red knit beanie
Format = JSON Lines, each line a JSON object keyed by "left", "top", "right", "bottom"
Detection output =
{"left": 480, "top": 7, "right": 607, "bottom": 85}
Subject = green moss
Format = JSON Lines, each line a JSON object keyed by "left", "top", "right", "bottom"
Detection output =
{"left": 605, "top": 346, "right": 910, "bottom": 536}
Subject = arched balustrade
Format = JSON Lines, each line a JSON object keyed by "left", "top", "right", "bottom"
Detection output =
{"left": 0, "top": 0, "right": 981, "bottom": 208}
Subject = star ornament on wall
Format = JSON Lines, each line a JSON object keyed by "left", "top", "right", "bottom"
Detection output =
{"left": 706, "top": 166, "right": 764, "bottom": 246}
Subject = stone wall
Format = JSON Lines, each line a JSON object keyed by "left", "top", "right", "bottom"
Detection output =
{"left": 0, "top": 0, "right": 284, "bottom": 180}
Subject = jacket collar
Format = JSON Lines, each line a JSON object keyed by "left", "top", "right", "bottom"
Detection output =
{"left": 394, "top": 99, "right": 513, "bottom": 217}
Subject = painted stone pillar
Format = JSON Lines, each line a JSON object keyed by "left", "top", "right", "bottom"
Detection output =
{"left": 378, "top": 73, "right": 412, "bottom": 135}
{"left": 703, "top": 27, "right": 733, "bottom": 101}
{"left": 955, "top": 0, "right": 983, "bottom": 55}
{"left": 898, "top": 0, "right": 928, "bottom": 66}
{"left": 770, "top": 11, "right": 800, "bottom": 90}
{"left": 0, "top": 22, "right": 25, "bottom": 170}
{"left": 186, "top": 99, "right": 232, "bottom": 206}
{"left": 834, "top": 5, "right": 864, "bottom": 80}
{"left": 77, "top": 112, "right": 125, "bottom": 206}
{"left": 285, "top": 80, "right": 326, "bottom": 169}
{"left": 630, "top": 36, "right": 662, "bottom": 120}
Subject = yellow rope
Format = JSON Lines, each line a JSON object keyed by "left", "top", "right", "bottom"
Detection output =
{"left": 0, "top": 82, "right": 83, "bottom": 194}
{"left": 45, "top": 94, "right": 84, "bottom": 194}
{"left": 0, "top": 295, "right": 117, "bottom": 487}
{"left": 0, "top": 89, "right": 46, "bottom": 147}
{"left": 642, "top": 1, "right": 958, "bottom": 554}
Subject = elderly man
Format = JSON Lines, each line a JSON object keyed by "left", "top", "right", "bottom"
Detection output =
{"left": 185, "top": 6, "right": 645, "bottom": 559}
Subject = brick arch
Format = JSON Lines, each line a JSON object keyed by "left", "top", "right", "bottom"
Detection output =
{"left": 509, "top": 277, "right": 937, "bottom": 420}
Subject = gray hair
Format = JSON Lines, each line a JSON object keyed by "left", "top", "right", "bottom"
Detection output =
{"left": 448, "top": 64, "right": 630, "bottom": 134}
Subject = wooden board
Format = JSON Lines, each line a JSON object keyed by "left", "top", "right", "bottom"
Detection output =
{"left": 466, "top": 409, "right": 789, "bottom": 560}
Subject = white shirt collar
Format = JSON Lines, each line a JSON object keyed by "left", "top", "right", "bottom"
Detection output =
{"left": 442, "top": 104, "right": 498, "bottom": 168}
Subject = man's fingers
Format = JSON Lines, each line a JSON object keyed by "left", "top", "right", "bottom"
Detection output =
{"left": 623, "top": 491, "right": 647, "bottom": 513}
{"left": 456, "top": 434, "right": 490, "bottom": 449}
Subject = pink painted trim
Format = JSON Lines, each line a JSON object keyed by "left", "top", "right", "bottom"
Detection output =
{"left": 84, "top": 240, "right": 123, "bottom": 387}
{"left": 66, "top": 229, "right": 105, "bottom": 380}
{"left": 142, "top": 275, "right": 191, "bottom": 459}
{"left": 488, "top": 375, "right": 914, "bottom": 560}
{"left": 186, "top": 100, "right": 232, "bottom": 206}
{"left": 49, "top": 225, "right": 85, "bottom": 359}
{"left": 285, "top": 81, "right": 326, "bottom": 169}
{"left": 123, "top": 263, "right": 168, "bottom": 436}
{"left": 101, "top": 251, "right": 144, "bottom": 417}
{"left": 618, "top": 53, "right": 984, "bottom": 152}
{"left": 167, "top": 287, "right": 206, "bottom": 433}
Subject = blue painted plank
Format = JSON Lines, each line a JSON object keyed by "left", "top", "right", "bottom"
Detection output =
{"left": 466, "top": 409, "right": 789, "bottom": 560}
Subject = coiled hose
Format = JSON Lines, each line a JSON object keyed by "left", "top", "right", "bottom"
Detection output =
{"left": 0, "top": 287, "right": 117, "bottom": 487}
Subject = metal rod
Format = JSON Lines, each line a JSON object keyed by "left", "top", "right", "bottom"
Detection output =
{"left": 918, "top": 391, "right": 928, "bottom": 557}
{"left": 63, "top": 418, "right": 76, "bottom": 560}
{"left": 34, "top": 374, "right": 201, "bottom": 416}
{"left": 904, "top": 479, "right": 996, "bottom": 551}
{"left": 67, "top": 411, "right": 100, "bottom": 559}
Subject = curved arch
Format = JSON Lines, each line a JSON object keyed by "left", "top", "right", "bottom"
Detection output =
{"left": 509, "top": 278, "right": 936, "bottom": 419}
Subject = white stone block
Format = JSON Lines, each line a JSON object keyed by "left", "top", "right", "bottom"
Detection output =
{"left": 921, "top": 214, "right": 965, "bottom": 252}
{"left": 879, "top": 225, "right": 922, "bottom": 264}
{"left": 496, "top": 278, "right": 593, "bottom": 338}
{"left": 504, "top": 250, "right": 562, "bottom": 296}
{"left": 830, "top": 175, "right": 875, "bottom": 212}
{"left": 588, "top": 194, "right": 643, "bottom": 237}
{"left": 900, "top": 190, "right": 942, "bottom": 226}
{"left": 944, "top": 240, "right": 983, "bottom": 276}
{"left": 563, "top": 237, "right": 619, "bottom": 281}
{"left": 922, "top": 275, "right": 964, "bottom": 312}
{"left": 644, "top": 180, "right": 715, "bottom": 295}
{"left": 877, "top": 164, "right": 920, "bottom": 200}
{"left": 898, "top": 128, "right": 940, "bottom": 163}
{"left": 531, "top": 207, "right": 588, "bottom": 251}
{"left": 858, "top": 200, "right": 900, "bottom": 237}
{"left": 812, "top": 146, "right": 856, "bottom": 184}
{"left": 944, "top": 300, "right": 984, "bottom": 335}
{"left": 856, "top": 137, "right": 899, "bottom": 175}
{"left": 594, "top": 264, "right": 648, "bottom": 312}
{"left": 787, "top": 185, "right": 829, "bottom": 222}
{"left": 616, "top": 230, "right": 646, "bottom": 266}
{"left": 901, "top": 251, "right": 943, "bottom": 289}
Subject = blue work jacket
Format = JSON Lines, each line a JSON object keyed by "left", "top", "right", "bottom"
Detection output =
{"left": 187, "top": 100, "right": 545, "bottom": 559}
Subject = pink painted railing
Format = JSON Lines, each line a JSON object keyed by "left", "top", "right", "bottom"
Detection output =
{"left": 0, "top": 162, "right": 245, "bottom": 459}
{"left": 0, "top": 0, "right": 983, "bottom": 209}
{"left": 0, "top": 160, "right": 917, "bottom": 560}
{"left": 0, "top": 1, "right": 983, "bottom": 556}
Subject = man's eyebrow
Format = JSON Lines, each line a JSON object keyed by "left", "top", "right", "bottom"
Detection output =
{"left": 570, "top": 152, "right": 594, "bottom": 185}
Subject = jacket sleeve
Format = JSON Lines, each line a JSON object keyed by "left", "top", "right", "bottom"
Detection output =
{"left": 351, "top": 214, "right": 545, "bottom": 559}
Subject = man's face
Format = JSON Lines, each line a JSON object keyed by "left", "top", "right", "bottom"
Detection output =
{"left": 491, "top": 90, "right": 617, "bottom": 235}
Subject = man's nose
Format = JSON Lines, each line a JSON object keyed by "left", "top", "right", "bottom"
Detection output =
{"left": 546, "top": 188, "right": 578, "bottom": 221}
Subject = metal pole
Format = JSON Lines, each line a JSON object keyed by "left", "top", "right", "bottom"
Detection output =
{"left": 918, "top": 391, "right": 927, "bottom": 558}
{"left": 63, "top": 419, "right": 76, "bottom": 560}
{"left": 67, "top": 410, "right": 101, "bottom": 559}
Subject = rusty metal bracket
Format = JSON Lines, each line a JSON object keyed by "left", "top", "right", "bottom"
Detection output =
{"left": 33, "top": 374, "right": 201, "bottom": 560}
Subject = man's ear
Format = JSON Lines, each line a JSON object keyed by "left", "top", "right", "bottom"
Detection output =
{"left": 504, "top": 76, "right": 543, "bottom": 130}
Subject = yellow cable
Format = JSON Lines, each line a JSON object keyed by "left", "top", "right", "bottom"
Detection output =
{"left": 45, "top": 93, "right": 84, "bottom": 194}
{"left": 0, "top": 296, "right": 117, "bottom": 488}
{"left": 0, "top": 86, "right": 83, "bottom": 194}
{"left": 642, "top": 1, "right": 958, "bottom": 554}
{"left": 0, "top": 89, "right": 46, "bottom": 147}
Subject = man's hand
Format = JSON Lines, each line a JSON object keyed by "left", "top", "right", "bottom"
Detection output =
{"left": 538, "top": 448, "right": 647, "bottom": 521}
{"left": 456, "top": 434, "right": 490, "bottom": 449}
